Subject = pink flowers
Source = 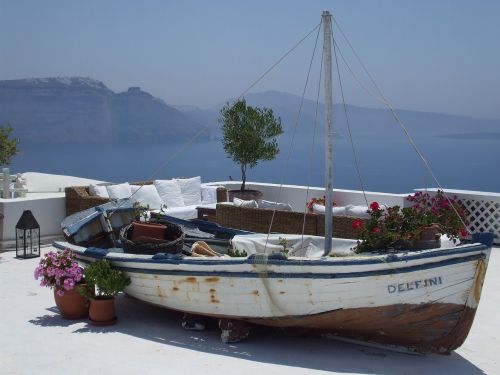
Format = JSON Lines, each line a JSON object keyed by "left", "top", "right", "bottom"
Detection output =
{"left": 306, "top": 196, "right": 337, "bottom": 211}
{"left": 34, "top": 250, "right": 83, "bottom": 296}
{"left": 369, "top": 202, "right": 380, "bottom": 211}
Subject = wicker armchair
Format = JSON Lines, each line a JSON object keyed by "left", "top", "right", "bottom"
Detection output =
{"left": 215, "top": 203, "right": 365, "bottom": 239}
{"left": 65, "top": 181, "right": 228, "bottom": 216}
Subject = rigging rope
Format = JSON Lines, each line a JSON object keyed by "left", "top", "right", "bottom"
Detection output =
{"left": 332, "top": 30, "right": 369, "bottom": 207}
{"left": 264, "top": 19, "right": 322, "bottom": 252}
{"left": 300, "top": 42, "right": 324, "bottom": 244}
{"left": 106, "top": 22, "right": 321, "bottom": 219}
{"left": 331, "top": 15, "right": 468, "bottom": 229}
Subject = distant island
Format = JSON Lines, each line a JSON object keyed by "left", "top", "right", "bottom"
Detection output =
{"left": 0, "top": 77, "right": 205, "bottom": 143}
{"left": 1, "top": 77, "right": 499, "bottom": 144}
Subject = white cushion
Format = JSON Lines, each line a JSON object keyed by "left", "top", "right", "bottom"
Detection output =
{"left": 130, "top": 185, "right": 163, "bottom": 210}
{"left": 176, "top": 176, "right": 202, "bottom": 206}
{"left": 258, "top": 200, "right": 293, "bottom": 211}
{"left": 89, "top": 184, "right": 109, "bottom": 198}
{"left": 201, "top": 185, "right": 219, "bottom": 205}
{"left": 154, "top": 179, "right": 185, "bottom": 208}
{"left": 106, "top": 183, "right": 132, "bottom": 199}
{"left": 313, "top": 204, "right": 347, "bottom": 216}
{"left": 165, "top": 205, "right": 198, "bottom": 220}
{"left": 233, "top": 197, "right": 258, "bottom": 208}
{"left": 345, "top": 205, "right": 371, "bottom": 218}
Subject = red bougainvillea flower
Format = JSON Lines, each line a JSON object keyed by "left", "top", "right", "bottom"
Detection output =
{"left": 459, "top": 227, "right": 468, "bottom": 238}
{"left": 371, "top": 227, "right": 381, "bottom": 234}
{"left": 369, "top": 202, "right": 380, "bottom": 211}
{"left": 352, "top": 218, "right": 363, "bottom": 230}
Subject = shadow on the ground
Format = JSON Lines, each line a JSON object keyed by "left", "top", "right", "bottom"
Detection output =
{"left": 38, "top": 294, "right": 484, "bottom": 375}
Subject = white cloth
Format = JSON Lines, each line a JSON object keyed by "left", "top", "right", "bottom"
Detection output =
{"left": 176, "top": 176, "right": 202, "bottom": 206}
{"left": 106, "top": 183, "right": 132, "bottom": 199}
{"left": 201, "top": 185, "right": 219, "bottom": 205}
{"left": 258, "top": 200, "right": 293, "bottom": 211}
{"left": 130, "top": 185, "right": 163, "bottom": 210}
{"left": 231, "top": 234, "right": 357, "bottom": 258}
{"left": 345, "top": 205, "right": 370, "bottom": 218}
{"left": 163, "top": 205, "right": 198, "bottom": 220}
{"left": 313, "top": 204, "right": 347, "bottom": 216}
{"left": 89, "top": 184, "right": 109, "bottom": 198}
{"left": 154, "top": 179, "right": 185, "bottom": 208}
{"left": 233, "top": 197, "right": 258, "bottom": 208}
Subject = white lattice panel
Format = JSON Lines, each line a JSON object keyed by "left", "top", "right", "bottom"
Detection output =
{"left": 415, "top": 188, "right": 500, "bottom": 245}
{"left": 463, "top": 199, "right": 500, "bottom": 244}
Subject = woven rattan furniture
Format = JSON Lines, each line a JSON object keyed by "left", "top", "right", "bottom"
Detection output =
{"left": 215, "top": 203, "right": 365, "bottom": 239}
{"left": 65, "top": 182, "right": 228, "bottom": 216}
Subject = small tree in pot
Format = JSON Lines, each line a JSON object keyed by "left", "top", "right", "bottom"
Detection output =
{"left": 219, "top": 99, "right": 283, "bottom": 201}
{"left": 82, "top": 259, "right": 130, "bottom": 326}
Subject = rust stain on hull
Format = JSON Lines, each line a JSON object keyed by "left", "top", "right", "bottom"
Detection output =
{"left": 184, "top": 277, "right": 197, "bottom": 283}
{"left": 205, "top": 277, "right": 219, "bottom": 283}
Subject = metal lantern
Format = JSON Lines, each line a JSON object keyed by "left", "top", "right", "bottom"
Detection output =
{"left": 15, "top": 210, "right": 40, "bottom": 259}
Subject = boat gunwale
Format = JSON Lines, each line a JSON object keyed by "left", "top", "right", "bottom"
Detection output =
{"left": 54, "top": 241, "right": 489, "bottom": 266}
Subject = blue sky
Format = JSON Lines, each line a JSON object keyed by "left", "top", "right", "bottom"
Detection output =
{"left": 1, "top": 0, "right": 499, "bottom": 118}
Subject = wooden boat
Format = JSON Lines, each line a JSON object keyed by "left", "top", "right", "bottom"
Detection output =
{"left": 56, "top": 11, "right": 494, "bottom": 354}
{"left": 55, "top": 226, "right": 493, "bottom": 353}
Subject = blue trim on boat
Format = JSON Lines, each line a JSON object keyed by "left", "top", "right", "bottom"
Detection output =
{"left": 54, "top": 242, "right": 488, "bottom": 267}
{"left": 76, "top": 253, "right": 484, "bottom": 279}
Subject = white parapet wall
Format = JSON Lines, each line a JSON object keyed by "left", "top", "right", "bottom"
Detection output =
{"left": 214, "top": 181, "right": 408, "bottom": 211}
{"left": 215, "top": 181, "right": 500, "bottom": 245}
{"left": 0, "top": 172, "right": 107, "bottom": 249}
{"left": 0, "top": 193, "right": 66, "bottom": 249}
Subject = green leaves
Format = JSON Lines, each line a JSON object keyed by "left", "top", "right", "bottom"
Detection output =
{"left": 219, "top": 99, "right": 283, "bottom": 190}
{"left": 0, "top": 123, "right": 20, "bottom": 166}
{"left": 83, "top": 260, "right": 131, "bottom": 298}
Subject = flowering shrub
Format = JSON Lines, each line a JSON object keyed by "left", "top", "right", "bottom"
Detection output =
{"left": 353, "top": 190, "right": 468, "bottom": 253}
{"left": 307, "top": 196, "right": 336, "bottom": 211}
{"left": 34, "top": 250, "right": 84, "bottom": 296}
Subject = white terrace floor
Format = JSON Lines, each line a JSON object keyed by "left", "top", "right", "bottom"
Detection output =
{"left": 1, "top": 246, "right": 499, "bottom": 375}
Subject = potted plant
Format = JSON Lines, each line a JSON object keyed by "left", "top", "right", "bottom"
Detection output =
{"left": 82, "top": 259, "right": 131, "bottom": 326}
{"left": 353, "top": 191, "right": 469, "bottom": 253}
{"left": 34, "top": 250, "right": 89, "bottom": 319}
{"left": 219, "top": 99, "right": 283, "bottom": 201}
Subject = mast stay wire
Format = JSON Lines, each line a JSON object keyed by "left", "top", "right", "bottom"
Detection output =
{"left": 300, "top": 44, "right": 324, "bottom": 245}
{"left": 330, "top": 15, "right": 467, "bottom": 229}
{"left": 106, "top": 22, "right": 321, "bottom": 219}
{"left": 332, "top": 30, "right": 369, "bottom": 207}
{"left": 264, "top": 19, "right": 323, "bottom": 251}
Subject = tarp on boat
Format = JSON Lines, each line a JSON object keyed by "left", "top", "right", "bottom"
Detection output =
{"left": 231, "top": 234, "right": 357, "bottom": 257}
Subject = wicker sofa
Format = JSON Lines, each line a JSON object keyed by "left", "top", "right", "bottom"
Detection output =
{"left": 215, "top": 203, "right": 365, "bottom": 239}
{"left": 65, "top": 181, "right": 228, "bottom": 216}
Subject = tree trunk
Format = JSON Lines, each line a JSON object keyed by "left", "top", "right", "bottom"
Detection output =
{"left": 240, "top": 164, "right": 247, "bottom": 191}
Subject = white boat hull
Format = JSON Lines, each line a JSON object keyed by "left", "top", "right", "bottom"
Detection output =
{"left": 54, "top": 240, "right": 491, "bottom": 353}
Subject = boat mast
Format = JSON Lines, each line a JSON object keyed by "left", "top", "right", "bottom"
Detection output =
{"left": 322, "top": 11, "right": 333, "bottom": 256}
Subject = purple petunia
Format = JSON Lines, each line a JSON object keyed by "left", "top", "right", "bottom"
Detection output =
{"left": 34, "top": 250, "right": 84, "bottom": 296}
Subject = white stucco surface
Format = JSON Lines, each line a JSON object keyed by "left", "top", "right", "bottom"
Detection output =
{"left": 0, "top": 246, "right": 498, "bottom": 375}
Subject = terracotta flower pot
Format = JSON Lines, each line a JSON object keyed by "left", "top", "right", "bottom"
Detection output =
{"left": 130, "top": 221, "right": 166, "bottom": 242}
{"left": 54, "top": 285, "right": 88, "bottom": 320}
{"left": 88, "top": 297, "right": 117, "bottom": 326}
{"left": 411, "top": 225, "right": 441, "bottom": 250}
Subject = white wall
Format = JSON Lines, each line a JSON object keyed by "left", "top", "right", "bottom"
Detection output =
{"left": 0, "top": 194, "right": 65, "bottom": 249}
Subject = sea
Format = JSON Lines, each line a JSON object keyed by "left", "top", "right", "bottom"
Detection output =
{"left": 9, "top": 134, "right": 499, "bottom": 194}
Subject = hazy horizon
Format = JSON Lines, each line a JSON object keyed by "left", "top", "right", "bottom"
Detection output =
{"left": 1, "top": 0, "right": 499, "bottom": 119}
